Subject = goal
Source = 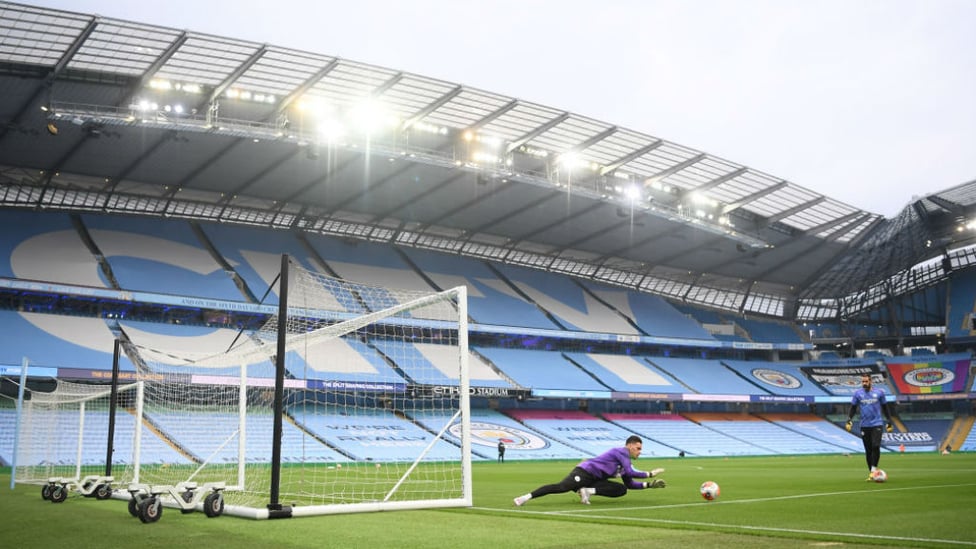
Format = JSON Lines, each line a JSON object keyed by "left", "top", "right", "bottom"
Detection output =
{"left": 13, "top": 378, "right": 140, "bottom": 497}
{"left": 117, "top": 254, "right": 472, "bottom": 519}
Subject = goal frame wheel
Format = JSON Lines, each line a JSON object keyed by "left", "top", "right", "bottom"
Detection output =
{"left": 203, "top": 491, "right": 224, "bottom": 518}
{"left": 138, "top": 497, "right": 163, "bottom": 523}
{"left": 49, "top": 485, "right": 68, "bottom": 503}
{"left": 94, "top": 484, "right": 113, "bottom": 500}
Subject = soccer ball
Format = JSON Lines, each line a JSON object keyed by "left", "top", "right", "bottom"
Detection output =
{"left": 700, "top": 481, "right": 720, "bottom": 501}
{"left": 871, "top": 469, "right": 887, "bottom": 483}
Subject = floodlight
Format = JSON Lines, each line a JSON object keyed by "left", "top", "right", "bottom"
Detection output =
{"left": 317, "top": 116, "right": 345, "bottom": 142}
{"left": 558, "top": 152, "right": 580, "bottom": 169}
{"left": 623, "top": 184, "right": 641, "bottom": 201}
{"left": 349, "top": 99, "right": 395, "bottom": 134}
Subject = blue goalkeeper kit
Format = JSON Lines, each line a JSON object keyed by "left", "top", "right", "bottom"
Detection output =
{"left": 851, "top": 387, "right": 887, "bottom": 427}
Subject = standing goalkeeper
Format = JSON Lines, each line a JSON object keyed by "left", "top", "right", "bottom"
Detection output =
{"left": 846, "top": 373, "right": 894, "bottom": 480}
{"left": 513, "top": 435, "right": 666, "bottom": 506}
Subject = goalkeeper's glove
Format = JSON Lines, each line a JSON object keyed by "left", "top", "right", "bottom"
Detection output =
{"left": 845, "top": 420, "right": 853, "bottom": 432}
{"left": 886, "top": 423, "right": 893, "bottom": 433}
{"left": 649, "top": 468, "right": 665, "bottom": 477}
{"left": 644, "top": 479, "right": 666, "bottom": 489}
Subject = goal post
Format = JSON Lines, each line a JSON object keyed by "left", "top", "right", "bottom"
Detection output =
{"left": 13, "top": 378, "right": 142, "bottom": 488}
{"left": 119, "top": 254, "right": 472, "bottom": 519}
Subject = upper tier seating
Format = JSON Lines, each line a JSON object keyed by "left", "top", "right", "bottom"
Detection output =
{"left": 647, "top": 357, "right": 764, "bottom": 395}
{"left": 0, "top": 210, "right": 101, "bottom": 287}
{"left": 371, "top": 340, "right": 513, "bottom": 388}
{"left": 81, "top": 214, "right": 242, "bottom": 300}
{"left": 492, "top": 263, "right": 640, "bottom": 335}
{"left": 475, "top": 347, "right": 609, "bottom": 392}
{"left": 400, "top": 248, "right": 559, "bottom": 330}
{"left": 197, "top": 222, "right": 323, "bottom": 307}
{"left": 939, "top": 271, "right": 973, "bottom": 339}
{"left": 734, "top": 317, "right": 804, "bottom": 344}
{"left": 578, "top": 282, "right": 714, "bottom": 340}
{"left": 563, "top": 352, "right": 686, "bottom": 393}
{"left": 0, "top": 310, "right": 135, "bottom": 372}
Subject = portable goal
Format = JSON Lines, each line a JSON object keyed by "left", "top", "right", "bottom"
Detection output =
{"left": 111, "top": 254, "right": 472, "bottom": 518}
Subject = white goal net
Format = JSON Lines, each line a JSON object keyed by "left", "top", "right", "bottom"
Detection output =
{"left": 116, "top": 255, "right": 471, "bottom": 518}
{"left": 13, "top": 379, "right": 140, "bottom": 487}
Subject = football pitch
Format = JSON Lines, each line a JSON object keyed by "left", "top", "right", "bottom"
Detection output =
{"left": 2, "top": 453, "right": 974, "bottom": 548}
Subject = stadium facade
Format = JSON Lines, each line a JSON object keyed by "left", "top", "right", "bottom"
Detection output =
{"left": 1, "top": 0, "right": 975, "bottom": 472}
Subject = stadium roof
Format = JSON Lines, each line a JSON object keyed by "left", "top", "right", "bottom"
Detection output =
{"left": 0, "top": 1, "right": 973, "bottom": 320}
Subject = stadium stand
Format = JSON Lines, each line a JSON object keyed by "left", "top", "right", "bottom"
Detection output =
{"left": 124, "top": 318, "right": 416, "bottom": 385}
{"left": 721, "top": 360, "right": 830, "bottom": 396}
{"left": 563, "top": 352, "right": 686, "bottom": 393}
{"left": 400, "top": 247, "right": 560, "bottom": 329}
{"left": 895, "top": 413, "right": 953, "bottom": 453}
{"left": 81, "top": 214, "right": 243, "bottom": 301}
{"left": 689, "top": 412, "right": 850, "bottom": 455}
{"left": 307, "top": 235, "right": 436, "bottom": 294}
{"left": 0, "top": 6, "right": 971, "bottom": 469}
{"left": 284, "top": 336, "right": 409, "bottom": 385}
{"left": 0, "top": 210, "right": 105, "bottom": 287}
{"left": 371, "top": 340, "right": 513, "bottom": 388}
{"left": 151, "top": 410, "right": 348, "bottom": 463}
{"left": 470, "top": 409, "right": 591, "bottom": 460}
{"left": 734, "top": 317, "right": 805, "bottom": 344}
{"left": 506, "top": 409, "right": 675, "bottom": 457}
{"left": 961, "top": 422, "right": 976, "bottom": 452}
{"left": 604, "top": 413, "right": 762, "bottom": 457}
{"left": 947, "top": 271, "right": 976, "bottom": 340}
{"left": 646, "top": 357, "right": 766, "bottom": 395}
{"left": 0, "top": 310, "right": 134, "bottom": 373}
{"left": 290, "top": 407, "right": 467, "bottom": 462}
{"left": 474, "top": 347, "right": 609, "bottom": 392}
{"left": 0, "top": 408, "right": 188, "bottom": 467}
{"left": 578, "top": 281, "right": 715, "bottom": 340}
{"left": 756, "top": 413, "right": 864, "bottom": 454}
{"left": 195, "top": 222, "right": 321, "bottom": 306}
{"left": 491, "top": 263, "right": 640, "bottom": 335}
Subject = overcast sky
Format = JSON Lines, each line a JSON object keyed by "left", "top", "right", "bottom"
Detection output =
{"left": 26, "top": 0, "right": 976, "bottom": 218}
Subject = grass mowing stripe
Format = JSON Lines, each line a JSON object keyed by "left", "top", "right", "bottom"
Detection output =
{"left": 5, "top": 454, "right": 974, "bottom": 548}
{"left": 474, "top": 483, "right": 976, "bottom": 547}
{"left": 539, "top": 482, "right": 976, "bottom": 511}
{"left": 481, "top": 504, "right": 976, "bottom": 547}
{"left": 545, "top": 512, "right": 976, "bottom": 547}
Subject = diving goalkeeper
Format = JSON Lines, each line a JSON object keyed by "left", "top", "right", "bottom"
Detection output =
{"left": 513, "top": 435, "right": 666, "bottom": 506}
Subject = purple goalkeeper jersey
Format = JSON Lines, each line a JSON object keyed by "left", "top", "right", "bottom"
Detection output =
{"left": 578, "top": 447, "right": 648, "bottom": 480}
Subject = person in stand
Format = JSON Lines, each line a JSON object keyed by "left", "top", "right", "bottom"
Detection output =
{"left": 497, "top": 440, "right": 506, "bottom": 463}
{"left": 846, "top": 373, "right": 894, "bottom": 480}
{"left": 513, "top": 435, "right": 665, "bottom": 506}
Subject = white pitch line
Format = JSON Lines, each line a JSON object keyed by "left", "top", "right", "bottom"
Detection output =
{"left": 550, "top": 512, "right": 976, "bottom": 547}
{"left": 558, "top": 482, "right": 976, "bottom": 511}
{"left": 482, "top": 482, "right": 976, "bottom": 546}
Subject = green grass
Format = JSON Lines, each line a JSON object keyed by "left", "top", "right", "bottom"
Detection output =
{"left": 3, "top": 452, "right": 974, "bottom": 548}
